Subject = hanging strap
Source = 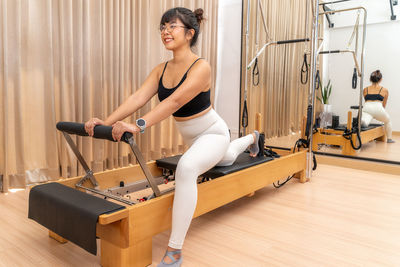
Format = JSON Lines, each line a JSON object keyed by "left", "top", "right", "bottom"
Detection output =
{"left": 300, "top": 53, "right": 309, "bottom": 84}
{"left": 352, "top": 67, "right": 357, "bottom": 89}
{"left": 315, "top": 70, "right": 321, "bottom": 90}
{"left": 241, "top": 100, "right": 248, "bottom": 128}
{"left": 252, "top": 58, "right": 260, "bottom": 86}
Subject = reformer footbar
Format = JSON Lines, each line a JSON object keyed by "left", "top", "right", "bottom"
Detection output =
{"left": 56, "top": 122, "right": 162, "bottom": 203}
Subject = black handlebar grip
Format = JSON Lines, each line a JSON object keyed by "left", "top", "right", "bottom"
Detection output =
{"left": 319, "top": 50, "right": 341, "bottom": 54}
{"left": 276, "top": 38, "right": 310, "bottom": 44}
{"left": 56, "top": 122, "right": 133, "bottom": 144}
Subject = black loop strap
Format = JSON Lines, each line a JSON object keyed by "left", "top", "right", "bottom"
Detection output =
{"left": 342, "top": 127, "right": 362, "bottom": 150}
{"left": 252, "top": 58, "right": 260, "bottom": 86}
{"left": 352, "top": 68, "right": 357, "bottom": 89}
{"left": 300, "top": 53, "right": 309, "bottom": 85}
{"left": 315, "top": 70, "right": 321, "bottom": 90}
{"left": 241, "top": 100, "right": 248, "bottom": 128}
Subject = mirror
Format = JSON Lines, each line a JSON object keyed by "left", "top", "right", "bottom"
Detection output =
{"left": 313, "top": 0, "right": 400, "bottom": 163}
{"left": 240, "top": 0, "right": 399, "bottom": 165}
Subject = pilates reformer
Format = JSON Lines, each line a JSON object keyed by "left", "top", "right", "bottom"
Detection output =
{"left": 312, "top": 108, "right": 386, "bottom": 156}
{"left": 318, "top": 5, "right": 368, "bottom": 141}
{"left": 28, "top": 121, "right": 308, "bottom": 267}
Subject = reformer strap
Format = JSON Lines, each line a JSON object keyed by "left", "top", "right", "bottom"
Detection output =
{"left": 315, "top": 70, "right": 321, "bottom": 90}
{"left": 252, "top": 58, "right": 260, "bottom": 86}
{"left": 301, "top": 53, "right": 309, "bottom": 85}
{"left": 352, "top": 67, "right": 357, "bottom": 89}
{"left": 241, "top": 100, "right": 249, "bottom": 128}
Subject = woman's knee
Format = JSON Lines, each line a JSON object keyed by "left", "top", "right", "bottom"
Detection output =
{"left": 218, "top": 150, "right": 236, "bottom": 166}
{"left": 175, "top": 157, "right": 199, "bottom": 182}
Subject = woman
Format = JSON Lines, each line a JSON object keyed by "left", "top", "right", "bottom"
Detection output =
{"left": 85, "top": 7, "right": 262, "bottom": 266}
{"left": 361, "top": 70, "right": 395, "bottom": 143}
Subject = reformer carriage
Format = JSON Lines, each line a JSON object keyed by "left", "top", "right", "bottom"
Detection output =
{"left": 312, "top": 109, "right": 386, "bottom": 156}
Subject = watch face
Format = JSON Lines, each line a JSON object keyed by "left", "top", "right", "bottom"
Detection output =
{"left": 137, "top": 119, "right": 146, "bottom": 127}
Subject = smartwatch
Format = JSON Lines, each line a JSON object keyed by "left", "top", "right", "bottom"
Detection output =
{"left": 136, "top": 118, "right": 146, "bottom": 133}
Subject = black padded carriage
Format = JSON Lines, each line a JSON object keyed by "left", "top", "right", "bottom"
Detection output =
{"left": 331, "top": 123, "right": 383, "bottom": 132}
{"left": 156, "top": 152, "right": 274, "bottom": 179}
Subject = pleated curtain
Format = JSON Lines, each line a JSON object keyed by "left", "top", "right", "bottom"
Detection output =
{"left": 0, "top": 0, "right": 218, "bottom": 191}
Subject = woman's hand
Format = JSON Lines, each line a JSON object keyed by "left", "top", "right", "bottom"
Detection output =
{"left": 112, "top": 121, "right": 140, "bottom": 142}
{"left": 85, "top": 118, "right": 105, "bottom": 136}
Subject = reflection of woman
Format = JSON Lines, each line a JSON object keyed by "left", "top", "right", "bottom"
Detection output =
{"left": 361, "top": 70, "right": 395, "bottom": 143}
{"left": 85, "top": 7, "right": 261, "bottom": 266}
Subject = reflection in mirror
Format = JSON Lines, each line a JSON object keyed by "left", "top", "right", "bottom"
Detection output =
{"left": 240, "top": 0, "right": 314, "bottom": 151}
{"left": 312, "top": 0, "right": 400, "bottom": 162}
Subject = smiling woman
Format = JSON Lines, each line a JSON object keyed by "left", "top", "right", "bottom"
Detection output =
{"left": 0, "top": 1, "right": 218, "bottom": 192}
{"left": 84, "top": 7, "right": 263, "bottom": 266}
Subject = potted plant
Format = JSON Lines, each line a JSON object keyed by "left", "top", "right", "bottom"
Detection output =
{"left": 317, "top": 79, "right": 332, "bottom": 113}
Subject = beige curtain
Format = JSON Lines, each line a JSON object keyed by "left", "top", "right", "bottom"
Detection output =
{"left": 0, "top": 0, "right": 218, "bottom": 192}
{"left": 241, "top": 0, "right": 314, "bottom": 138}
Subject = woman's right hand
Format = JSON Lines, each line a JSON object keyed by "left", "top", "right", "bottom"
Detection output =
{"left": 84, "top": 118, "right": 105, "bottom": 136}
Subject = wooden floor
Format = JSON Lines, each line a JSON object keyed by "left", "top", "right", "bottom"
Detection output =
{"left": 266, "top": 133, "right": 400, "bottom": 162}
{"left": 317, "top": 134, "right": 400, "bottom": 161}
{"left": 1, "top": 164, "right": 400, "bottom": 266}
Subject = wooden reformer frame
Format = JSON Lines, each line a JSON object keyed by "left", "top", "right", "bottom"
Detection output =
{"left": 42, "top": 117, "right": 308, "bottom": 267}
{"left": 312, "top": 110, "right": 386, "bottom": 156}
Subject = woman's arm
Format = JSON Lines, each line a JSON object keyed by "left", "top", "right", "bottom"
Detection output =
{"left": 383, "top": 88, "right": 389, "bottom": 108}
{"left": 141, "top": 60, "right": 211, "bottom": 128}
{"left": 104, "top": 64, "right": 162, "bottom": 125}
{"left": 85, "top": 63, "right": 162, "bottom": 136}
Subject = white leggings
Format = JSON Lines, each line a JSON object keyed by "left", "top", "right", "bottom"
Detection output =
{"left": 168, "top": 109, "right": 255, "bottom": 249}
{"left": 361, "top": 101, "right": 392, "bottom": 139}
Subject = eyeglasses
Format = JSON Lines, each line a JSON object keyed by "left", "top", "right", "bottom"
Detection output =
{"left": 159, "top": 24, "right": 187, "bottom": 33}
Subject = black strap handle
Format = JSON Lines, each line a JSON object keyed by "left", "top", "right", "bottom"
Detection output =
{"left": 315, "top": 70, "right": 321, "bottom": 90}
{"left": 252, "top": 58, "right": 260, "bottom": 86}
{"left": 56, "top": 122, "right": 133, "bottom": 144}
{"left": 241, "top": 100, "right": 248, "bottom": 128}
{"left": 300, "top": 53, "right": 309, "bottom": 85}
{"left": 352, "top": 67, "right": 357, "bottom": 89}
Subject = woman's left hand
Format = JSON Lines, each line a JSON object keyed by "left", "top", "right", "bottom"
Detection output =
{"left": 111, "top": 121, "right": 140, "bottom": 142}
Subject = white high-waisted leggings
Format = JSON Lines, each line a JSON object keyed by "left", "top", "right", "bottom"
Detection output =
{"left": 168, "top": 109, "right": 255, "bottom": 249}
{"left": 361, "top": 101, "right": 392, "bottom": 139}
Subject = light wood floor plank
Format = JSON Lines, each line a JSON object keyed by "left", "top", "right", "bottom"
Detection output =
{"left": 1, "top": 164, "right": 400, "bottom": 266}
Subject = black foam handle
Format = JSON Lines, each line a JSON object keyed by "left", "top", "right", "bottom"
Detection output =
{"left": 319, "top": 50, "right": 341, "bottom": 54}
{"left": 56, "top": 122, "right": 133, "bottom": 144}
{"left": 276, "top": 38, "right": 310, "bottom": 44}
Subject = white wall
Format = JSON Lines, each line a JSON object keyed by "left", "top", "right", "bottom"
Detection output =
{"left": 322, "top": 0, "right": 400, "bottom": 130}
{"left": 215, "top": 0, "right": 242, "bottom": 139}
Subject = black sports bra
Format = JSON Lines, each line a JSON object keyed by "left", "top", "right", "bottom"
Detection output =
{"left": 158, "top": 58, "right": 211, "bottom": 117}
{"left": 364, "top": 87, "right": 384, "bottom": 101}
